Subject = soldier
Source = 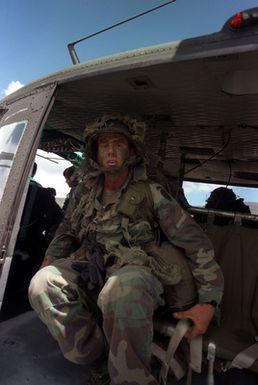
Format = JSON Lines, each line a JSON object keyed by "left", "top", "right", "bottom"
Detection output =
{"left": 62, "top": 165, "right": 79, "bottom": 213}
{"left": 28, "top": 115, "right": 224, "bottom": 385}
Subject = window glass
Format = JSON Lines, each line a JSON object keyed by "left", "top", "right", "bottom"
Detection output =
{"left": 183, "top": 181, "right": 258, "bottom": 214}
{"left": 0, "top": 121, "right": 27, "bottom": 200}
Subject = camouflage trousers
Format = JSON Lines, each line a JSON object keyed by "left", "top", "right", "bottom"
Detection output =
{"left": 28, "top": 258, "right": 164, "bottom": 385}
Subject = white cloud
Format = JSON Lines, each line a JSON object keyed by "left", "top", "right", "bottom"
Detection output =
{"left": 183, "top": 181, "right": 221, "bottom": 194}
{"left": 3, "top": 80, "right": 24, "bottom": 96}
{"left": 35, "top": 150, "right": 72, "bottom": 198}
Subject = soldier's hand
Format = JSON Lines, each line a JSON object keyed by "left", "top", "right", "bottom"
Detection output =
{"left": 173, "top": 303, "right": 215, "bottom": 339}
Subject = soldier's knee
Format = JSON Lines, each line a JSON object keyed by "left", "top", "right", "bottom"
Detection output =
{"left": 98, "top": 267, "right": 157, "bottom": 318}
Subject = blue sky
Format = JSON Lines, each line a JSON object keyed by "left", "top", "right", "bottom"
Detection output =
{"left": 1, "top": 0, "right": 258, "bottom": 207}
{"left": 1, "top": 0, "right": 258, "bottom": 95}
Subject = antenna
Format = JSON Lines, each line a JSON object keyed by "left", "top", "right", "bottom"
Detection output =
{"left": 67, "top": 0, "right": 176, "bottom": 65}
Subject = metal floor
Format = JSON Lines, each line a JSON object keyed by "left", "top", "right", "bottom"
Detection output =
{"left": 0, "top": 311, "right": 257, "bottom": 385}
{"left": 0, "top": 311, "right": 88, "bottom": 385}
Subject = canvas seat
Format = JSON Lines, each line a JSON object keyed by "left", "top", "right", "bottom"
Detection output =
{"left": 152, "top": 217, "right": 258, "bottom": 383}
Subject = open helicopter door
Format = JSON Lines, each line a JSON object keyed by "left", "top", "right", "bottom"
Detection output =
{"left": 0, "top": 83, "right": 57, "bottom": 312}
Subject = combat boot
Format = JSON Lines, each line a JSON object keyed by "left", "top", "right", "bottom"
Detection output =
{"left": 87, "top": 360, "right": 110, "bottom": 385}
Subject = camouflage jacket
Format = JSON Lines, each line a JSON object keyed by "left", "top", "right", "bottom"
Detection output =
{"left": 46, "top": 165, "right": 223, "bottom": 305}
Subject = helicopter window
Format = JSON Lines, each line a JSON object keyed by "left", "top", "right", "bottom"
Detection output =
{"left": 0, "top": 121, "right": 27, "bottom": 200}
{"left": 183, "top": 181, "right": 258, "bottom": 214}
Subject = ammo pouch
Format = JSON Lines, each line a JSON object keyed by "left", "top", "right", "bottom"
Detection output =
{"left": 144, "top": 242, "right": 197, "bottom": 312}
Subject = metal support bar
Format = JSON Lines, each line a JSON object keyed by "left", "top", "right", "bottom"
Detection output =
{"left": 67, "top": 43, "right": 81, "bottom": 65}
{"left": 189, "top": 206, "right": 258, "bottom": 222}
{"left": 67, "top": 0, "right": 177, "bottom": 65}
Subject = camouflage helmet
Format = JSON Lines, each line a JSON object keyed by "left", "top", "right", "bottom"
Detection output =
{"left": 84, "top": 114, "right": 147, "bottom": 161}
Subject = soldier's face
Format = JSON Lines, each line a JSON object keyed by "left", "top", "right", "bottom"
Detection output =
{"left": 97, "top": 133, "right": 131, "bottom": 173}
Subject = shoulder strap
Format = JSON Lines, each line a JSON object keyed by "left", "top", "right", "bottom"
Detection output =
{"left": 152, "top": 318, "right": 202, "bottom": 384}
{"left": 229, "top": 342, "right": 258, "bottom": 371}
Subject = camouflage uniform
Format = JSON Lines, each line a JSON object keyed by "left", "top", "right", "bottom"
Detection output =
{"left": 29, "top": 116, "right": 224, "bottom": 385}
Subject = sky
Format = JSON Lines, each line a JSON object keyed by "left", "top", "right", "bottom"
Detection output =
{"left": 1, "top": 0, "right": 258, "bottom": 207}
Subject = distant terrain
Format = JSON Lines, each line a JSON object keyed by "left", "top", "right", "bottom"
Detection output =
{"left": 56, "top": 197, "right": 65, "bottom": 208}
{"left": 247, "top": 202, "right": 258, "bottom": 215}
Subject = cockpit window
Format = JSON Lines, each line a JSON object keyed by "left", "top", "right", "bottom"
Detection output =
{"left": 0, "top": 121, "right": 27, "bottom": 200}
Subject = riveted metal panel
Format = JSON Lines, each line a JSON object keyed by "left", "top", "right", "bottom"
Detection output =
{"left": 0, "top": 83, "right": 57, "bottom": 309}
